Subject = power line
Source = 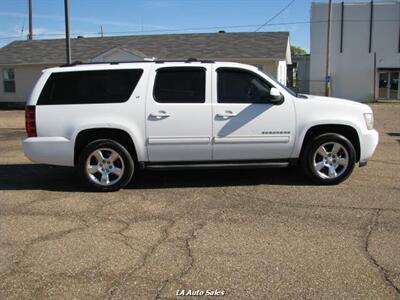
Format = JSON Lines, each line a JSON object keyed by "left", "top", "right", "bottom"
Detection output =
{"left": 20, "top": 4, "right": 27, "bottom": 37}
{"left": 255, "top": 0, "right": 297, "bottom": 32}
{"left": 0, "top": 18, "right": 398, "bottom": 41}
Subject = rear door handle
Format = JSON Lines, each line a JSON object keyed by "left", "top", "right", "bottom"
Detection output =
{"left": 216, "top": 111, "right": 237, "bottom": 119}
{"left": 149, "top": 111, "right": 170, "bottom": 119}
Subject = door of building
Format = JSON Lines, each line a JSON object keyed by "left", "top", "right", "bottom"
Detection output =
{"left": 379, "top": 71, "right": 400, "bottom": 100}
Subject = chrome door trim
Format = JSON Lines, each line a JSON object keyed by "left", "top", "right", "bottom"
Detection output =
{"left": 147, "top": 137, "right": 211, "bottom": 145}
{"left": 214, "top": 136, "right": 290, "bottom": 144}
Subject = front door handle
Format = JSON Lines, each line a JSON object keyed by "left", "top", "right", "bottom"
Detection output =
{"left": 149, "top": 111, "right": 170, "bottom": 119}
{"left": 216, "top": 111, "right": 238, "bottom": 119}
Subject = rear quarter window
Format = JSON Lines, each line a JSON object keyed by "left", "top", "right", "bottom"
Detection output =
{"left": 38, "top": 69, "right": 143, "bottom": 105}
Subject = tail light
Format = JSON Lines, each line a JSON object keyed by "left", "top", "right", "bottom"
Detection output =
{"left": 25, "top": 105, "right": 37, "bottom": 137}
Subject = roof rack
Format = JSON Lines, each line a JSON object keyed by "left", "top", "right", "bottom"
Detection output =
{"left": 59, "top": 58, "right": 215, "bottom": 67}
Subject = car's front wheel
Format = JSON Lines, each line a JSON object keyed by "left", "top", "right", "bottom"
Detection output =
{"left": 302, "top": 133, "right": 356, "bottom": 185}
{"left": 78, "top": 140, "right": 134, "bottom": 192}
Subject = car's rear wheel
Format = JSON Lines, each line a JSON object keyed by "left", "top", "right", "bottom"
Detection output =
{"left": 78, "top": 140, "right": 134, "bottom": 192}
{"left": 302, "top": 133, "right": 356, "bottom": 185}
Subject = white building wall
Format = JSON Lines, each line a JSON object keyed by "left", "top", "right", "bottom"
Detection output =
{"left": 278, "top": 60, "right": 287, "bottom": 85}
{"left": 239, "top": 60, "right": 289, "bottom": 85}
{"left": 239, "top": 60, "right": 279, "bottom": 79}
{"left": 310, "top": 1, "right": 400, "bottom": 102}
{"left": 0, "top": 64, "right": 57, "bottom": 104}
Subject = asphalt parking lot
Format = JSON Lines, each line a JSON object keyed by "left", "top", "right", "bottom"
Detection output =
{"left": 0, "top": 103, "right": 399, "bottom": 299}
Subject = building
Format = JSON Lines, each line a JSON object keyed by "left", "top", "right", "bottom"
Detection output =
{"left": 287, "top": 54, "right": 310, "bottom": 94}
{"left": 310, "top": 1, "right": 400, "bottom": 102}
{"left": 0, "top": 32, "right": 292, "bottom": 106}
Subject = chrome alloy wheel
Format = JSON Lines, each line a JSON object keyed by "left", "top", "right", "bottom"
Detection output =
{"left": 313, "top": 142, "right": 349, "bottom": 179}
{"left": 86, "top": 148, "right": 125, "bottom": 186}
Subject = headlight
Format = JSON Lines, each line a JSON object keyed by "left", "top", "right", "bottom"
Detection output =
{"left": 364, "top": 113, "right": 374, "bottom": 130}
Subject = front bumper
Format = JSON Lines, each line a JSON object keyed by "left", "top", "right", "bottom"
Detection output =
{"left": 359, "top": 129, "right": 379, "bottom": 167}
{"left": 22, "top": 137, "right": 74, "bottom": 167}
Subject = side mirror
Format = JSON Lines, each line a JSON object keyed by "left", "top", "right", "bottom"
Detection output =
{"left": 268, "top": 87, "right": 284, "bottom": 104}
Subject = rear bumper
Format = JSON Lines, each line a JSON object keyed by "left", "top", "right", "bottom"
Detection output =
{"left": 359, "top": 129, "right": 379, "bottom": 166}
{"left": 22, "top": 137, "right": 74, "bottom": 166}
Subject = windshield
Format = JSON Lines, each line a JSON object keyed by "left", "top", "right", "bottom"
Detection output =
{"left": 260, "top": 70, "right": 298, "bottom": 97}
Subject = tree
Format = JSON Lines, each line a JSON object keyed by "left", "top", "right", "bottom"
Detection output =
{"left": 291, "top": 45, "right": 307, "bottom": 55}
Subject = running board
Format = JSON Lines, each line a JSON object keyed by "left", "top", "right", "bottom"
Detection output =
{"left": 143, "top": 161, "right": 289, "bottom": 170}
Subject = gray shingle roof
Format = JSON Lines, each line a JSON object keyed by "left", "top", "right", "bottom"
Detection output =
{"left": 0, "top": 32, "right": 289, "bottom": 65}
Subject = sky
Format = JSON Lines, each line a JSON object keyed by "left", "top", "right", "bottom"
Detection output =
{"left": 0, "top": 0, "right": 380, "bottom": 50}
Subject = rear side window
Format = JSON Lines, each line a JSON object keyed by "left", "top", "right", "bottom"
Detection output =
{"left": 38, "top": 69, "right": 143, "bottom": 105}
{"left": 153, "top": 67, "right": 205, "bottom": 103}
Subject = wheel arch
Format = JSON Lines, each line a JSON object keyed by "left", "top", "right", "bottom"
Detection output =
{"left": 299, "top": 124, "right": 361, "bottom": 162}
{"left": 74, "top": 127, "right": 140, "bottom": 166}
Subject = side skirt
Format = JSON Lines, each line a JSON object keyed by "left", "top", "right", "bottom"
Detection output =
{"left": 140, "top": 159, "right": 296, "bottom": 170}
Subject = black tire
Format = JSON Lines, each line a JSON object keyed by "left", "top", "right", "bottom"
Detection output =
{"left": 301, "top": 133, "right": 356, "bottom": 185}
{"left": 78, "top": 139, "right": 134, "bottom": 192}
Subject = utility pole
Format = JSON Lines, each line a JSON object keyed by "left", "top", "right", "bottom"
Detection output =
{"left": 28, "top": 0, "right": 33, "bottom": 40}
{"left": 325, "top": 0, "right": 333, "bottom": 97}
{"left": 100, "top": 25, "right": 104, "bottom": 38}
{"left": 64, "top": 0, "right": 71, "bottom": 64}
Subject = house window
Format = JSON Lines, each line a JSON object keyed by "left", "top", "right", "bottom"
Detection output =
{"left": 3, "top": 68, "right": 16, "bottom": 93}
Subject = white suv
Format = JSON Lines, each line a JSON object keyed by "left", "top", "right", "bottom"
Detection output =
{"left": 23, "top": 60, "right": 378, "bottom": 191}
